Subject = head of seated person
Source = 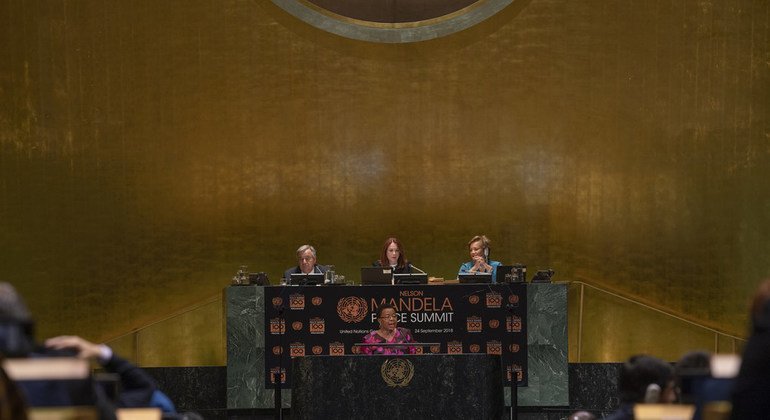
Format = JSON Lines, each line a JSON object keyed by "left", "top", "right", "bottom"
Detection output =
{"left": 749, "top": 279, "right": 770, "bottom": 332}
{"left": 618, "top": 354, "right": 676, "bottom": 405}
{"left": 674, "top": 350, "right": 711, "bottom": 403}
{"left": 284, "top": 245, "right": 328, "bottom": 282}
{"left": 297, "top": 245, "right": 318, "bottom": 273}
{"left": 377, "top": 237, "right": 410, "bottom": 272}
{"left": 459, "top": 235, "right": 501, "bottom": 281}
{"left": 0, "top": 282, "right": 36, "bottom": 358}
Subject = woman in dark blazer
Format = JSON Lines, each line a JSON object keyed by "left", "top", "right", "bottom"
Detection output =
{"left": 373, "top": 237, "right": 412, "bottom": 274}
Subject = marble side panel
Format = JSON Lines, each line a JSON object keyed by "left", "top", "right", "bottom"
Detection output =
{"left": 145, "top": 366, "right": 225, "bottom": 412}
{"left": 226, "top": 285, "right": 291, "bottom": 409}
{"left": 517, "top": 283, "right": 569, "bottom": 406}
{"left": 569, "top": 363, "right": 622, "bottom": 411}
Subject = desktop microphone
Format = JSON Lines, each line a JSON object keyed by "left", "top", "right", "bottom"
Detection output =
{"left": 410, "top": 264, "right": 427, "bottom": 274}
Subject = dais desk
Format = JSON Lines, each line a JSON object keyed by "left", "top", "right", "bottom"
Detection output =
{"left": 226, "top": 282, "right": 567, "bottom": 409}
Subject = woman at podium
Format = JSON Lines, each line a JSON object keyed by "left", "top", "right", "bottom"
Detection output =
{"left": 372, "top": 237, "right": 413, "bottom": 274}
{"left": 361, "top": 304, "right": 416, "bottom": 355}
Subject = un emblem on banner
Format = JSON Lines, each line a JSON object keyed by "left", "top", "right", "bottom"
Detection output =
{"left": 381, "top": 358, "right": 415, "bottom": 387}
{"left": 337, "top": 296, "right": 368, "bottom": 323}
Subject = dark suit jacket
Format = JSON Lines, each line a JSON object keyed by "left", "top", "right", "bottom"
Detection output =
{"left": 372, "top": 260, "right": 413, "bottom": 274}
{"left": 102, "top": 354, "right": 156, "bottom": 408}
{"left": 731, "top": 301, "right": 770, "bottom": 419}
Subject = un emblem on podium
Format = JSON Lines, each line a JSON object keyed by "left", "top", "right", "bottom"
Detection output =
{"left": 380, "top": 358, "right": 414, "bottom": 388}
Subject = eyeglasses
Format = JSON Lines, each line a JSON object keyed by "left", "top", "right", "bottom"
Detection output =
{"left": 379, "top": 314, "right": 398, "bottom": 320}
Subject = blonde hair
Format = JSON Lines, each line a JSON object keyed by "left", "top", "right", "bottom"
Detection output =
{"left": 467, "top": 235, "right": 490, "bottom": 251}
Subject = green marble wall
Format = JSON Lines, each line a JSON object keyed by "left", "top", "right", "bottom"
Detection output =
{"left": 226, "top": 285, "right": 291, "bottom": 408}
{"left": 518, "top": 283, "right": 568, "bottom": 405}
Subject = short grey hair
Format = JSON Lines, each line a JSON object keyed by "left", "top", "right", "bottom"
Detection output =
{"left": 296, "top": 245, "right": 317, "bottom": 259}
{"left": 0, "top": 282, "right": 32, "bottom": 321}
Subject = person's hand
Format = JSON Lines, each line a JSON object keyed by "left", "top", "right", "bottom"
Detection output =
{"left": 45, "top": 335, "right": 103, "bottom": 360}
{"left": 472, "top": 256, "right": 487, "bottom": 268}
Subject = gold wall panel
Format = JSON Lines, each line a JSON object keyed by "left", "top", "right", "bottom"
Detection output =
{"left": 1, "top": 0, "right": 768, "bottom": 365}
{"left": 579, "top": 284, "right": 718, "bottom": 362}
{"left": 106, "top": 334, "right": 138, "bottom": 364}
{"left": 569, "top": 282, "right": 745, "bottom": 362}
{"left": 133, "top": 298, "right": 224, "bottom": 367}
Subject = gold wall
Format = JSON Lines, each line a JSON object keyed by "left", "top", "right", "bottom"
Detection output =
{"left": 1, "top": 0, "right": 769, "bottom": 364}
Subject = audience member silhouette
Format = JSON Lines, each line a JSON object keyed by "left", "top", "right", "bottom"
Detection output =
{"left": 0, "top": 282, "right": 117, "bottom": 419}
{"left": 45, "top": 335, "right": 177, "bottom": 413}
{"left": 731, "top": 279, "right": 770, "bottom": 419}
{"left": 674, "top": 349, "right": 711, "bottom": 403}
{"left": 605, "top": 354, "right": 676, "bottom": 420}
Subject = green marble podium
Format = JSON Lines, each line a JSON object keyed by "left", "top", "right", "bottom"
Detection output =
{"left": 226, "top": 283, "right": 567, "bottom": 409}
{"left": 292, "top": 354, "right": 504, "bottom": 419}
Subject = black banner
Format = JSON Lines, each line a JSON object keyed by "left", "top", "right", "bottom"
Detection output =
{"left": 264, "top": 283, "right": 527, "bottom": 387}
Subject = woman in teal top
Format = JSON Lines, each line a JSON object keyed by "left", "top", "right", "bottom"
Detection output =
{"left": 458, "top": 235, "right": 501, "bottom": 282}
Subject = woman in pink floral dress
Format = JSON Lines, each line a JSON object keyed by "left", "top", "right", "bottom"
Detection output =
{"left": 362, "top": 304, "right": 417, "bottom": 355}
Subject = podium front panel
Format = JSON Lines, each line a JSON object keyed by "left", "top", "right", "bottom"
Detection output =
{"left": 292, "top": 354, "right": 503, "bottom": 420}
